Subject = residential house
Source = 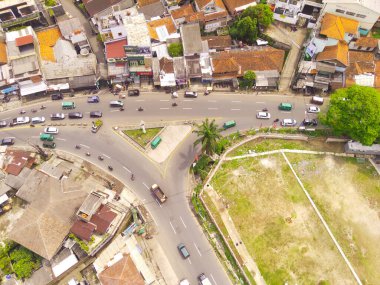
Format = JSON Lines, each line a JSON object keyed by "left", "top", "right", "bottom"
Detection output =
{"left": 105, "top": 38, "right": 128, "bottom": 83}
{"left": 156, "top": 57, "right": 176, "bottom": 87}
{"left": 0, "top": 41, "right": 15, "bottom": 95}
{"left": 349, "top": 36, "right": 378, "bottom": 52}
{"left": 202, "top": 35, "right": 232, "bottom": 51}
{"left": 124, "top": 13, "right": 153, "bottom": 83}
{"left": 194, "top": 0, "right": 229, "bottom": 32}
{"left": 137, "top": 0, "right": 165, "bottom": 20}
{"left": 345, "top": 51, "right": 377, "bottom": 87}
{"left": 273, "top": 0, "right": 323, "bottom": 26}
{"left": 222, "top": 0, "right": 257, "bottom": 15}
{"left": 0, "top": 0, "right": 45, "bottom": 30}
{"left": 173, "top": 56, "right": 187, "bottom": 86}
{"left": 170, "top": 4, "right": 196, "bottom": 27}
{"left": 147, "top": 17, "right": 177, "bottom": 42}
{"left": 210, "top": 47, "right": 285, "bottom": 89}
{"left": 5, "top": 26, "right": 46, "bottom": 98}
{"left": 320, "top": 0, "right": 380, "bottom": 34}
{"left": 82, "top": 0, "right": 134, "bottom": 19}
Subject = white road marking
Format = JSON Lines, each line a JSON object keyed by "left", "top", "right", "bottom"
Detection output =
{"left": 102, "top": 153, "right": 111, "bottom": 159}
{"left": 188, "top": 258, "right": 192, "bottom": 265}
{"left": 160, "top": 108, "right": 170, "bottom": 110}
{"left": 123, "top": 166, "right": 131, "bottom": 173}
{"left": 142, "top": 182, "right": 149, "bottom": 189}
{"left": 232, "top": 100, "right": 241, "bottom": 103}
{"left": 256, "top": 109, "right": 263, "bottom": 112}
{"left": 136, "top": 99, "right": 145, "bottom": 102}
{"left": 256, "top": 102, "right": 265, "bottom": 104}
{"left": 184, "top": 99, "right": 193, "bottom": 102}
{"left": 208, "top": 107, "right": 218, "bottom": 110}
{"left": 150, "top": 215, "right": 159, "bottom": 226}
{"left": 182, "top": 108, "right": 192, "bottom": 110}
{"left": 193, "top": 242, "right": 202, "bottom": 256}
{"left": 79, "top": 144, "right": 90, "bottom": 148}
{"left": 55, "top": 138, "right": 66, "bottom": 141}
{"left": 180, "top": 216, "right": 187, "bottom": 228}
{"left": 160, "top": 99, "right": 169, "bottom": 102}
{"left": 210, "top": 274, "right": 217, "bottom": 285}
{"left": 281, "top": 111, "right": 292, "bottom": 113}
{"left": 30, "top": 136, "right": 39, "bottom": 138}
{"left": 169, "top": 221, "right": 177, "bottom": 234}
{"left": 156, "top": 199, "right": 163, "bottom": 208}
{"left": 231, "top": 108, "right": 240, "bottom": 111}
{"left": 2, "top": 117, "right": 10, "bottom": 120}
{"left": 110, "top": 110, "right": 119, "bottom": 112}
{"left": 85, "top": 112, "right": 90, "bottom": 114}
{"left": 208, "top": 100, "right": 216, "bottom": 102}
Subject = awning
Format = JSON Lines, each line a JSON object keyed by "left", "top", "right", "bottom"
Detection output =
{"left": 48, "top": 83, "right": 70, "bottom": 91}
{"left": 0, "top": 193, "right": 9, "bottom": 205}
{"left": 19, "top": 81, "right": 47, "bottom": 96}
{"left": 1, "top": 85, "right": 18, "bottom": 94}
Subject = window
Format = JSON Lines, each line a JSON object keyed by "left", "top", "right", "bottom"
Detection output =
{"left": 346, "top": 11, "right": 355, "bottom": 16}
{"left": 356, "top": 14, "right": 366, "bottom": 18}
{"left": 335, "top": 9, "right": 345, "bottom": 14}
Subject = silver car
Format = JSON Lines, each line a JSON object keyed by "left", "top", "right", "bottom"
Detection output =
{"left": 256, "top": 112, "right": 271, "bottom": 119}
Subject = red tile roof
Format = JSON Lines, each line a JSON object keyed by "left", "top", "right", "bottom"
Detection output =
{"left": 4, "top": 150, "right": 34, "bottom": 176}
{"left": 90, "top": 205, "right": 117, "bottom": 234}
{"left": 105, "top": 39, "right": 127, "bottom": 60}
{"left": 15, "top": 35, "right": 34, "bottom": 47}
{"left": 70, "top": 220, "right": 96, "bottom": 241}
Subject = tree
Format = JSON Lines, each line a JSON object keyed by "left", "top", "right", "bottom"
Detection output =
{"left": 193, "top": 119, "right": 222, "bottom": 156}
{"left": 168, "top": 43, "right": 183, "bottom": 57}
{"left": 229, "top": 16, "right": 258, "bottom": 44}
{"left": 241, "top": 4, "right": 274, "bottom": 28}
{"left": 325, "top": 85, "right": 380, "bottom": 145}
{"left": 242, "top": 70, "right": 256, "bottom": 88}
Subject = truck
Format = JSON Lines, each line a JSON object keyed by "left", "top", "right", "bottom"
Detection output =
{"left": 150, "top": 184, "right": 167, "bottom": 204}
{"left": 198, "top": 274, "right": 212, "bottom": 285}
{"left": 91, "top": 119, "right": 103, "bottom": 133}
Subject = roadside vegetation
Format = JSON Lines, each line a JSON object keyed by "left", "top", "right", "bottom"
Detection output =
{"left": 123, "top": 128, "right": 162, "bottom": 148}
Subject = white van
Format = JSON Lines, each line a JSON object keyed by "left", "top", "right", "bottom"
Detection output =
{"left": 109, "top": 100, "right": 124, "bottom": 107}
{"left": 281, "top": 119, "right": 297, "bottom": 127}
{"left": 311, "top": 96, "right": 324, "bottom": 105}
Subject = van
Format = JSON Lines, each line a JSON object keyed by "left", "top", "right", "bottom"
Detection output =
{"left": 40, "top": 133, "right": 54, "bottom": 141}
{"left": 311, "top": 96, "right": 324, "bottom": 105}
{"left": 278, "top": 102, "right": 292, "bottom": 111}
{"left": 151, "top": 136, "right": 162, "bottom": 149}
{"left": 223, "top": 120, "right": 236, "bottom": 129}
{"left": 43, "top": 141, "right": 56, "bottom": 149}
{"left": 109, "top": 100, "right": 123, "bottom": 107}
{"left": 62, "top": 101, "right": 75, "bottom": 109}
{"left": 184, "top": 91, "right": 198, "bottom": 98}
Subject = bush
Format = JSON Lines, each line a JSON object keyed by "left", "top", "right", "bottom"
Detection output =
{"left": 193, "top": 155, "right": 213, "bottom": 181}
{"left": 168, "top": 43, "right": 183, "bottom": 57}
{"left": 215, "top": 138, "right": 231, "bottom": 155}
{"left": 45, "top": 0, "right": 57, "bottom": 6}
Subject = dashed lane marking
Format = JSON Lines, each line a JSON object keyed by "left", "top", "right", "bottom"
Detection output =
{"left": 102, "top": 153, "right": 111, "bottom": 159}
{"left": 182, "top": 108, "right": 192, "bottom": 110}
{"left": 160, "top": 108, "right": 170, "bottom": 110}
{"left": 79, "top": 144, "right": 90, "bottom": 148}
{"left": 169, "top": 221, "right": 177, "bottom": 234}
{"left": 142, "top": 182, "right": 149, "bottom": 189}
{"left": 208, "top": 108, "right": 218, "bottom": 110}
{"left": 180, "top": 216, "right": 187, "bottom": 229}
{"left": 123, "top": 166, "right": 131, "bottom": 173}
{"left": 231, "top": 108, "right": 240, "bottom": 111}
{"left": 210, "top": 274, "right": 217, "bottom": 285}
{"left": 193, "top": 242, "right": 202, "bottom": 256}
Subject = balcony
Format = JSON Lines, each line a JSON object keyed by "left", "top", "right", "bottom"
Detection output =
{"left": 0, "top": 10, "right": 16, "bottom": 22}
{"left": 1, "top": 11, "right": 40, "bottom": 29}
{"left": 18, "top": 5, "right": 37, "bottom": 17}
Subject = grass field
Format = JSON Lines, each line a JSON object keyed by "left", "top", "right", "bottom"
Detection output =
{"left": 211, "top": 154, "right": 355, "bottom": 284}
{"left": 228, "top": 138, "right": 344, "bottom": 157}
{"left": 123, "top": 128, "right": 162, "bottom": 148}
{"left": 287, "top": 154, "right": 380, "bottom": 284}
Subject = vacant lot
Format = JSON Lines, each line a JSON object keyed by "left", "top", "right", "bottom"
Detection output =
{"left": 228, "top": 138, "right": 344, "bottom": 157}
{"left": 287, "top": 154, "right": 380, "bottom": 284}
{"left": 123, "top": 128, "right": 162, "bottom": 148}
{"left": 211, "top": 154, "right": 354, "bottom": 284}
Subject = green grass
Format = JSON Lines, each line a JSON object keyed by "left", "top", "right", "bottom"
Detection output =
{"left": 123, "top": 128, "right": 162, "bottom": 148}
{"left": 371, "top": 28, "right": 380, "bottom": 39}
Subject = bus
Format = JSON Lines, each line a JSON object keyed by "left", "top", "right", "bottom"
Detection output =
{"left": 62, "top": 101, "right": 75, "bottom": 109}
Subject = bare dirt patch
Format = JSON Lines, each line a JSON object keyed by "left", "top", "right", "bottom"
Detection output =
{"left": 287, "top": 154, "right": 380, "bottom": 284}
{"left": 211, "top": 154, "right": 354, "bottom": 284}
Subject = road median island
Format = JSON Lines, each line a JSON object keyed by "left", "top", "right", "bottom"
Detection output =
{"left": 193, "top": 133, "right": 378, "bottom": 284}
{"left": 123, "top": 127, "right": 163, "bottom": 148}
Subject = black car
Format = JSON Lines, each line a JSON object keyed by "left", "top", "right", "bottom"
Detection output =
{"left": 90, "top": 111, "right": 102, "bottom": 118}
{"left": 0, "top": 120, "right": 7, "bottom": 128}
{"left": 128, "top": 89, "right": 140, "bottom": 96}
{"left": 68, "top": 112, "right": 83, "bottom": 119}
{"left": 51, "top": 93, "right": 63, "bottom": 100}
{"left": 1, "top": 137, "right": 15, "bottom": 145}
{"left": 302, "top": 119, "right": 318, "bottom": 126}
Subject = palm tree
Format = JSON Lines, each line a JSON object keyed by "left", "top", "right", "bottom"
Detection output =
{"left": 193, "top": 118, "right": 222, "bottom": 156}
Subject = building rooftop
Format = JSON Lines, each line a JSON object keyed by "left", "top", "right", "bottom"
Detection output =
{"left": 4, "top": 150, "right": 34, "bottom": 176}
{"left": 180, "top": 23, "right": 203, "bottom": 56}
{"left": 57, "top": 18, "right": 84, "bottom": 40}
{"left": 202, "top": 35, "right": 232, "bottom": 50}
{"left": 222, "top": 0, "right": 256, "bottom": 14}
{"left": 346, "top": 51, "right": 375, "bottom": 86}
{"left": 211, "top": 57, "right": 239, "bottom": 74}
{"left": 105, "top": 38, "right": 127, "bottom": 59}
{"left": 355, "top": 37, "right": 378, "bottom": 48}
{"left": 82, "top": 0, "right": 124, "bottom": 17}
{"left": 15, "top": 35, "right": 33, "bottom": 47}
{"left": 138, "top": 1, "right": 165, "bottom": 20}
{"left": 70, "top": 220, "right": 96, "bottom": 241}
{"left": 90, "top": 204, "right": 117, "bottom": 234}
{"left": 316, "top": 41, "right": 349, "bottom": 66}
{"left": 123, "top": 14, "right": 151, "bottom": 47}
{"left": 147, "top": 17, "right": 176, "bottom": 41}
{"left": 320, "top": 13, "right": 359, "bottom": 41}
{"left": 0, "top": 42, "right": 7, "bottom": 65}
{"left": 137, "top": 0, "right": 160, "bottom": 7}
{"left": 77, "top": 192, "right": 105, "bottom": 220}
{"left": 36, "top": 27, "right": 62, "bottom": 62}
{"left": 170, "top": 4, "right": 194, "bottom": 20}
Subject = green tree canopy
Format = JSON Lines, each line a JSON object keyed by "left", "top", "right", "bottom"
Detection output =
{"left": 229, "top": 16, "right": 258, "bottom": 44}
{"left": 193, "top": 118, "right": 222, "bottom": 156}
{"left": 242, "top": 70, "right": 256, "bottom": 88}
{"left": 241, "top": 4, "right": 274, "bottom": 28}
{"left": 168, "top": 43, "right": 183, "bottom": 57}
{"left": 325, "top": 85, "right": 380, "bottom": 145}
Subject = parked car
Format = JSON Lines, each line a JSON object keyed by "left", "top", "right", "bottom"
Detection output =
{"left": 184, "top": 91, "right": 198, "bottom": 98}
{"left": 1, "top": 137, "right": 15, "bottom": 145}
{"left": 31, "top": 117, "right": 45, "bottom": 124}
{"left": 50, "top": 113, "right": 65, "bottom": 120}
{"left": 68, "top": 112, "right": 83, "bottom": 119}
{"left": 302, "top": 118, "right": 318, "bottom": 126}
{"left": 0, "top": 120, "right": 7, "bottom": 128}
{"left": 307, "top": 106, "right": 320, "bottom": 113}
{"left": 87, "top": 95, "right": 99, "bottom": 103}
{"left": 256, "top": 112, "right": 271, "bottom": 119}
{"left": 281, "top": 119, "right": 297, "bottom": 127}
{"left": 51, "top": 93, "right": 63, "bottom": 100}
{"left": 44, "top": 127, "right": 59, "bottom": 134}
{"left": 177, "top": 243, "right": 190, "bottom": 259}
{"left": 12, "top": 117, "right": 30, "bottom": 125}
{"left": 90, "top": 111, "right": 102, "bottom": 118}
{"left": 110, "top": 100, "right": 123, "bottom": 107}
{"left": 311, "top": 96, "right": 324, "bottom": 105}
{"left": 128, "top": 89, "right": 140, "bottom": 96}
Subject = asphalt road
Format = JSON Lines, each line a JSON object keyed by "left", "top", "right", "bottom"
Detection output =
{"left": 0, "top": 92, "right": 324, "bottom": 285}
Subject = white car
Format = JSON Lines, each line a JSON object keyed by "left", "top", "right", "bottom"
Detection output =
{"left": 281, "top": 119, "right": 297, "bottom": 127}
{"left": 172, "top": 91, "right": 178, "bottom": 98}
{"left": 31, "top": 117, "right": 45, "bottom": 124}
{"left": 44, "top": 127, "right": 59, "bottom": 134}
{"left": 307, "top": 106, "right": 320, "bottom": 113}
{"left": 256, "top": 112, "right": 271, "bottom": 119}
{"left": 12, "top": 117, "right": 30, "bottom": 125}
{"left": 179, "top": 279, "right": 190, "bottom": 285}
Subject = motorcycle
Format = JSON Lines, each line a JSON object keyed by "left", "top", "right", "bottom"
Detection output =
{"left": 30, "top": 124, "right": 35, "bottom": 128}
{"left": 172, "top": 102, "right": 178, "bottom": 107}
{"left": 40, "top": 105, "right": 46, "bottom": 110}
{"left": 274, "top": 118, "right": 280, "bottom": 123}
{"left": 85, "top": 152, "right": 91, "bottom": 156}
{"left": 262, "top": 108, "right": 268, "bottom": 112}
{"left": 204, "top": 91, "right": 210, "bottom": 96}
{"left": 131, "top": 174, "right": 135, "bottom": 181}
{"left": 138, "top": 107, "right": 144, "bottom": 112}
{"left": 75, "top": 145, "right": 81, "bottom": 149}
{"left": 31, "top": 109, "right": 37, "bottom": 113}
{"left": 19, "top": 110, "right": 26, "bottom": 114}
{"left": 120, "top": 107, "right": 125, "bottom": 111}
{"left": 98, "top": 155, "right": 104, "bottom": 161}
{"left": 108, "top": 165, "right": 113, "bottom": 171}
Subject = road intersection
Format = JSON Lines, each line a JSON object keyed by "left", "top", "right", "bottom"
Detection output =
{"left": 0, "top": 92, "right": 323, "bottom": 285}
